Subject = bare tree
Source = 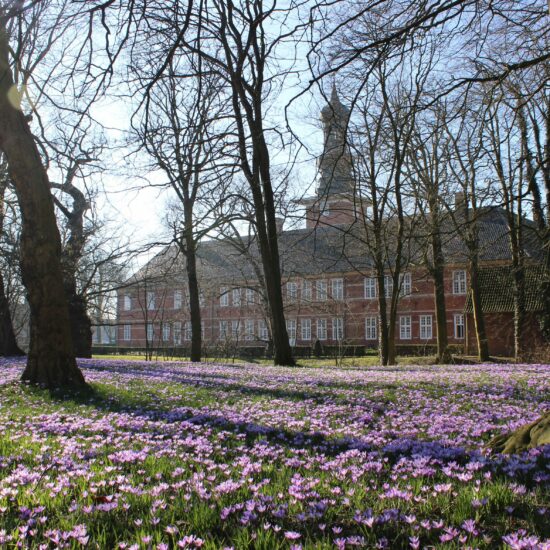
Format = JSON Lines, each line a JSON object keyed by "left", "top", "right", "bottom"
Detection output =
{"left": 0, "top": 156, "right": 24, "bottom": 356}
{"left": 0, "top": 5, "right": 86, "bottom": 387}
{"left": 133, "top": 47, "right": 236, "bottom": 362}
{"left": 175, "top": 0, "right": 303, "bottom": 365}
{"left": 406, "top": 108, "right": 453, "bottom": 363}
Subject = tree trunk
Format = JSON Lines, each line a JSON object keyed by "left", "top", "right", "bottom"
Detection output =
{"left": 64, "top": 276, "right": 92, "bottom": 358}
{"left": 0, "top": 271, "right": 24, "bottom": 356}
{"left": 183, "top": 221, "right": 202, "bottom": 362}
{"left": 376, "top": 276, "right": 393, "bottom": 366}
{"left": 0, "top": 26, "right": 86, "bottom": 388}
{"left": 469, "top": 256, "right": 490, "bottom": 361}
{"left": 432, "top": 232, "right": 451, "bottom": 363}
{"left": 248, "top": 124, "right": 294, "bottom": 366}
{"left": 0, "top": 160, "right": 24, "bottom": 356}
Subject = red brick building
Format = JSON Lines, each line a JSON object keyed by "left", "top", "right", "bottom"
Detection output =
{"left": 115, "top": 88, "right": 546, "bottom": 357}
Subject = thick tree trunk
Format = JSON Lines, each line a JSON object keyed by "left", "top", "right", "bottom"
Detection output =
{"left": 0, "top": 271, "right": 24, "bottom": 356}
{"left": 469, "top": 256, "right": 490, "bottom": 361}
{"left": 64, "top": 277, "right": 92, "bottom": 358}
{"left": 183, "top": 223, "right": 202, "bottom": 362}
{"left": 0, "top": 27, "right": 86, "bottom": 388}
{"left": 250, "top": 127, "right": 294, "bottom": 366}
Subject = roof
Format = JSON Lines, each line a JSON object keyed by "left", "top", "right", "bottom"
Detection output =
{"left": 126, "top": 207, "right": 546, "bottom": 288}
{"left": 464, "top": 264, "right": 548, "bottom": 314}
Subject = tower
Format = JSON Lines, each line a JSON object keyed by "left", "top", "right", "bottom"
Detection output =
{"left": 317, "top": 84, "right": 354, "bottom": 198}
{"left": 302, "top": 85, "right": 356, "bottom": 229}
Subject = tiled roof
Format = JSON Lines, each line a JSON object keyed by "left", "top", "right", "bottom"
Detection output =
{"left": 126, "top": 207, "right": 545, "bottom": 285}
{"left": 464, "top": 265, "right": 548, "bottom": 313}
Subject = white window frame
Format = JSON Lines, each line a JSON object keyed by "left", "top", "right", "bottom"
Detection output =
{"left": 400, "top": 273, "right": 412, "bottom": 296}
{"left": 246, "top": 288, "right": 255, "bottom": 305}
{"left": 364, "top": 277, "right": 377, "bottom": 299}
{"left": 287, "top": 282, "right": 298, "bottom": 302}
{"left": 244, "top": 319, "right": 255, "bottom": 340}
{"left": 219, "top": 320, "right": 228, "bottom": 339}
{"left": 146, "top": 291, "right": 155, "bottom": 311}
{"left": 453, "top": 270, "right": 467, "bottom": 295}
{"left": 123, "top": 324, "right": 131, "bottom": 341}
{"left": 232, "top": 288, "right": 241, "bottom": 307}
{"left": 332, "top": 278, "right": 344, "bottom": 300}
{"left": 220, "top": 287, "right": 229, "bottom": 307}
{"left": 162, "top": 322, "right": 170, "bottom": 342}
{"left": 316, "top": 280, "right": 328, "bottom": 301}
{"left": 419, "top": 315, "right": 432, "bottom": 340}
{"left": 173, "top": 321, "right": 182, "bottom": 345}
{"left": 123, "top": 295, "right": 132, "bottom": 311}
{"left": 302, "top": 280, "right": 312, "bottom": 302}
{"left": 332, "top": 317, "right": 344, "bottom": 341}
{"left": 183, "top": 321, "right": 192, "bottom": 342}
{"left": 399, "top": 315, "right": 412, "bottom": 340}
{"left": 301, "top": 319, "right": 311, "bottom": 341}
{"left": 317, "top": 318, "right": 327, "bottom": 340}
{"left": 174, "top": 290, "right": 183, "bottom": 309}
{"left": 199, "top": 291, "right": 205, "bottom": 307}
{"left": 286, "top": 319, "right": 296, "bottom": 345}
{"left": 384, "top": 275, "right": 393, "bottom": 298}
{"left": 454, "top": 313, "right": 465, "bottom": 339}
{"left": 258, "top": 319, "right": 269, "bottom": 341}
{"left": 365, "top": 317, "right": 377, "bottom": 340}
{"left": 146, "top": 322, "right": 154, "bottom": 342}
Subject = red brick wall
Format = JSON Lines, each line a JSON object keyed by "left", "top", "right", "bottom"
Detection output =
{"left": 116, "top": 267, "right": 471, "bottom": 351}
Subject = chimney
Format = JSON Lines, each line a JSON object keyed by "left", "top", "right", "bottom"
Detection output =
{"left": 275, "top": 217, "right": 284, "bottom": 234}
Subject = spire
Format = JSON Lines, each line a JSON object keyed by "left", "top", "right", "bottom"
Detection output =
{"left": 317, "top": 85, "right": 353, "bottom": 198}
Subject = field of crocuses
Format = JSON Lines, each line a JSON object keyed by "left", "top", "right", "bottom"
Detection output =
{"left": 0, "top": 358, "right": 548, "bottom": 549}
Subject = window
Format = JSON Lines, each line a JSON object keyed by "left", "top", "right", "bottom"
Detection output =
{"left": 453, "top": 270, "right": 467, "bottom": 295}
{"left": 245, "top": 319, "right": 255, "bottom": 340}
{"left": 365, "top": 317, "right": 377, "bottom": 340}
{"left": 317, "top": 319, "right": 327, "bottom": 340}
{"left": 364, "top": 277, "right": 377, "bottom": 299}
{"left": 220, "top": 287, "right": 229, "bottom": 307}
{"left": 454, "top": 314, "right": 465, "bottom": 339}
{"left": 301, "top": 319, "right": 311, "bottom": 341}
{"left": 400, "top": 316, "right": 412, "bottom": 340}
{"left": 123, "top": 295, "right": 132, "bottom": 311}
{"left": 400, "top": 273, "right": 412, "bottom": 296}
{"left": 287, "top": 282, "right": 298, "bottom": 302}
{"left": 146, "top": 291, "right": 155, "bottom": 310}
{"left": 419, "top": 315, "right": 432, "bottom": 340}
{"left": 123, "top": 324, "right": 131, "bottom": 341}
{"left": 184, "top": 321, "right": 192, "bottom": 342}
{"left": 332, "top": 279, "right": 344, "bottom": 300}
{"left": 384, "top": 275, "right": 393, "bottom": 298}
{"left": 258, "top": 320, "right": 269, "bottom": 341}
{"left": 162, "top": 322, "right": 170, "bottom": 342}
{"left": 174, "top": 290, "right": 183, "bottom": 309}
{"left": 332, "top": 318, "right": 344, "bottom": 341}
{"left": 146, "top": 322, "right": 154, "bottom": 342}
{"left": 316, "top": 280, "right": 328, "bottom": 301}
{"left": 199, "top": 290, "right": 205, "bottom": 307}
{"left": 219, "top": 320, "right": 228, "bottom": 339}
{"left": 232, "top": 288, "right": 241, "bottom": 306}
{"left": 246, "top": 288, "right": 255, "bottom": 305}
{"left": 173, "top": 321, "right": 182, "bottom": 345}
{"left": 302, "top": 280, "right": 312, "bottom": 302}
{"left": 231, "top": 320, "right": 240, "bottom": 339}
{"left": 286, "top": 319, "right": 296, "bottom": 345}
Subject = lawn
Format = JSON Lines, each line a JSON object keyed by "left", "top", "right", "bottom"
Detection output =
{"left": 0, "top": 358, "right": 548, "bottom": 549}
